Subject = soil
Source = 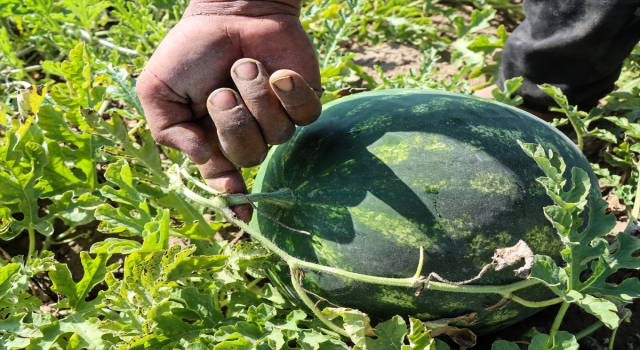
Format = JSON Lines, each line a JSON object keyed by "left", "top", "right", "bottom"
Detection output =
{"left": 349, "top": 41, "right": 488, "bottom": 87}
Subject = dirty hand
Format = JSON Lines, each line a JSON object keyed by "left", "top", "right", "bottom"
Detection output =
{"left": 136, "top": 0, "right": 322, "bottom": 222}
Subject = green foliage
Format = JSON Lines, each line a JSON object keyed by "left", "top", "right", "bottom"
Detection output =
{"left": 519, "top": 141, "right": 640, "bottom": 342}
{"left": 488, "top": 77, "right": 524, "bottom": 106}
{"left": 539, "top": 84, "right": 616, "bottom": 149}
{"left": 1, "top": 0, "right": 639, "bottom": 349}
{"left": 302, "top": 0, "right": 506, "bottom": 102}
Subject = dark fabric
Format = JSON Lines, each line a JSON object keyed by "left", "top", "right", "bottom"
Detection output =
{"left": 498, "top": 0, "right": 640, "bottom": 112}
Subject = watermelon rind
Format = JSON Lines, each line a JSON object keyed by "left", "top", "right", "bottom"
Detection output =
{"left": 251, "top": 89, "right": 600, "bottom": 334}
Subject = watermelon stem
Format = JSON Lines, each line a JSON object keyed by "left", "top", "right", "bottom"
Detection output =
{"left": 509, "top": 294, "right": 563, "bottom": 308}
{"left": 412, "top": 246, "right": 425, "bottom": 280}
{"left": 289, "top": 268, "right": 350, "bottom": 338}
{"left": 219, "top": 202, "right": 545, "bottom": 297}
{"left": 548, "top": 301, "right": 570, "bottom": 347}
{"left": 226, "top": 189, "right": 296, "bottom": 208}
{"left": 574, "top": 321, "right": 604, "bottom": 341}
{"left": 632, "top": 162, "right": 640, "bottom": 221}
{"left": 174, "top": 166, "right": 564, "bottom": 312}
{"left": 179, "top": 166, "right": 297, "bottom": 207}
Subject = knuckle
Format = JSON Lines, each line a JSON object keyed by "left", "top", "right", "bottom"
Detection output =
{"left": 216, "top": 114, "right": 256, "bottom": 135}
{"left": 264, "top": 125, "right": 295, "bottom": 145}
{"left": 150, "top": 128, "right": 170, "bottom": 146}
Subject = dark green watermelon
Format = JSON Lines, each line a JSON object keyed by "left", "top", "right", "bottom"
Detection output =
{"left": 250, "top": 89, "right": 600, "bottom": 334}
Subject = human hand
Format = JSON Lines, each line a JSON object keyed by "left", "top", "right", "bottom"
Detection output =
{"left": 136, "top": 1, "right": 322, "bottom": 222}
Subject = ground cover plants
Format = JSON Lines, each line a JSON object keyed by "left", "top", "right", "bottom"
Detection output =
{"left": 1, "top": 0, "right": 640, "bottom": 349}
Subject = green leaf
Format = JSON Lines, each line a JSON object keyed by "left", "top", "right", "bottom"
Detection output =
{"left": 529, "top": 331, "right": 579, "bottom": 350}
{"left": 539, "top": 84, "right": 604, "bottom": 148}
{"left": 298, "top": 331, "right": 349, "bottom": 350}
{"left": 365, "top": 316, "right": 407, "bottom": 350}
{"left": 82, "top": 109, "right": 218, "bottom": 239}
{"left": 529, "top": 255, "right": 580, "bottom": 301}
{"left": 82, "top": 109, "right": 164, "bottom": 183}
{"left": 28, "top": 313, "right": 111, "bottom": 350}
{"left": 16, "top": 85, "right": 47, "bottom": 141}
{"left": 46, "top": 190, "right": 102, "bottom": 227}
{"left": 164, "top": 250, "right": 228, "bottom": 281}
{"left": 491, "top": 340, "right": 520, "bottom": 350}
{"left": 0, "top": 141, "right": 51, "bottom": 239}
{"left": 179, "top": 287, "right": 224, "bottom": 327}
{"left": 49, "top": 252, "right": 112, "bottom": 311}
{"left": 140, "top": 208, "right": 170, "bottom": 251}
{"left": 520, "top": 142, "right": 640, "bottom": 329}
{"left": 322, "top": 308, "right": 371, "bottom": 348}
{"left": 0, "top": 263, "right": 20, "bottom": 294}
{"left": 490, "top": 77, "right": 524, "bottom": 106}
{"left": 105, "top": 65, "right": 145, "bottom": 117}
{"left": 575, "top": 295, "right": 619, "bottom": 329}
{"left": 579, "top": 231, "right": 640, "bottom": 303}
{"left": 37, "top": 104, "right": 109, "bottom": 195}
{"left": 453, "top": 9, "right": 495, "bottom": 37}
{"left": 95, "top": 160, "right": 154, "bottom": 236}
{"left": 90, "top": 238, "right": 142, "bottom": 255}
{"left": 401, "top": 317, "right": 442, "bottom": 350}
{"left": 49, "top": 42, "right": 102, "bottom": 110}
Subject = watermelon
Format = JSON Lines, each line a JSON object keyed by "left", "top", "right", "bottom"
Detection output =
{"left": 250, "top": 89, "right": 600, "bottom": 334}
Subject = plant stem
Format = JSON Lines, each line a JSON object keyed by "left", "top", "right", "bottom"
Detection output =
{"left": 179, "top": 167, "right": 296, "bottom": 208}
{"left": 245, "top": 278, "right": 263, "bottom": 291}
{"left": 412, "top": 246, "right": 424, "bottom": 280}
{"left": 219, "top": 204, "right": 543, "bottom": 298}
{"left": 556, "top": 105, "right": 585, "bottom": 151}
{"left": 128, "top": 119, "right": 146, "bottom": 137}
{"left": 510, "top": 295, "right": 563, "bottom": 308}
{"left": 548, "top": 301, "right": 570, "bottom": 347}
{"left": 631, "top": 162, "right": 640, "bottom": 221}
{"left": 97, "top": 100, "right": 110, "bottom": 115}
{"left": 608, "top": 325, "right": 619, "bottom": 350}
{"left": 48, "top": 232, "right": 91, "bottom": 245}
{"left": 178, "top": 174, "right": 553, "bottom": 306}
{"left": 227, "top": 189, "right": 296, "bottom": 208}
{"left": 27, "top": 227, "right": 36, "bottom": 261}
{"left": 290, "top": 268, "right": 349, "bottom": 338}
{"left": 574, "top": 321, "right": 603, "bottom": 341}
{"left": 1, "top": 65, "right": 42, "bottom": 75}
{"left": 76, "top": 29, "right": 140, "bottom": 56}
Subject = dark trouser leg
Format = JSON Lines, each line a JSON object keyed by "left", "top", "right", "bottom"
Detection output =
{"left": 498, "top": 0, "right": 640, "bottom": 112}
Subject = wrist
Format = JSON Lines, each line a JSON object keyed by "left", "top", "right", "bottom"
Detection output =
{"left": 185, "top": 0, "right": 302, "bottom": 17}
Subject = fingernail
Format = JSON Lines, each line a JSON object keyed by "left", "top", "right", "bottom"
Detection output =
{"left": 209, "top": 89, "right": 237, "bottom": 111}
{"left": 233, "top": 61, "right": 259, "bottom": 81}
{"left": 272, "top": 76, "right": 293, "bottom": 92}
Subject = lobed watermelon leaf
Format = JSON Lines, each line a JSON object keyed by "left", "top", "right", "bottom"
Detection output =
{"left": 520, "top": 141, "right": 640, "bottom": 330}
{"left": 49, "top": 252, "right": 115, "bottom": 311}
{"left": 104, "top": 65, "right": 145, "bottom": 118}
{"left": 364, "top": 316, "right": 407, "bottom": 350}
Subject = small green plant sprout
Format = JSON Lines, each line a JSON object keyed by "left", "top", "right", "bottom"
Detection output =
{"left": 516, "top": 141, "right": 640, "bottom": 350}
{"left": 484, "top": 76, "right": 525, "bottom": 106}
{"left": 538, "top": 84, "right": 617, "bottom": 151}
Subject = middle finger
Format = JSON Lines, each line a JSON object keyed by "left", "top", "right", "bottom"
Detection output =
{"left": 231, "top": 58, "right": 296, "bottom": 145}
